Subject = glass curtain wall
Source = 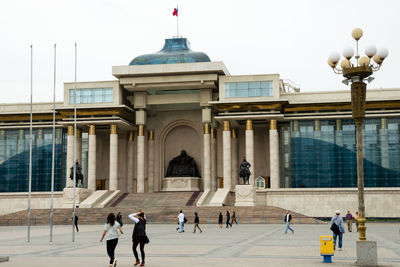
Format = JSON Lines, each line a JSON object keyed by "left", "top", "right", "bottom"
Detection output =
{"left": 0, "top": 128, "right": 66, "bottom": 192}
{"left": 280, "top": 118, "right": 400, "bottom": 188}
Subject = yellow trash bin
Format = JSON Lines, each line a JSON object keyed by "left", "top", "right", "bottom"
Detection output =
{"left": 320, "top": 235, "right": 334, "bottom": 263}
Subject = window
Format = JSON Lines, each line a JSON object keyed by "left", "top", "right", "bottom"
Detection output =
{"left": 70, "top": 88, "right": 114, "bottom": 104}
{"left": 225, "top": 81, "right": 273, "bottom": 98}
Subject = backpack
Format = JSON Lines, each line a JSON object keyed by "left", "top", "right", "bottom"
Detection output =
{"left": 184, "top": 217, "right": 187, "bottom": 224}
{"left": 330, "top": 223, "right": 340, "bottom": 235}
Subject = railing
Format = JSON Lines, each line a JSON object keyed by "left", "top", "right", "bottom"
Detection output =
{"left": 0, "top": 215, "right": 321, "bottom": 226}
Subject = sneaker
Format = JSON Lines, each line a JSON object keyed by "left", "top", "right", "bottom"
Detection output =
{"left": 113, "top": 259, "right": 117, "bottom": 267}
{"left": 338, "top": 248, "right": 342, "bottom": 251}
{"left": 140, "top": 263, "right": 145, "bottom": 266}
{"left": 134, "top": 260, "right": 140, "bottom": 266}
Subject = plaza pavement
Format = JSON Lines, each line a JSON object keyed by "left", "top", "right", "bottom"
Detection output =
{"left": 0, "top": 223, "right": 399, "bottom": 266}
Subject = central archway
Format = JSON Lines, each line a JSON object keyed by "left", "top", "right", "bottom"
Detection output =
{"left": 157, "top": 120, "right": 202, "bottom": 191}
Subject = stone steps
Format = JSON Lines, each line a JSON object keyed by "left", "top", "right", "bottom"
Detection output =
{"left": 0, "top": 192, "right": 319, "bottom": 225}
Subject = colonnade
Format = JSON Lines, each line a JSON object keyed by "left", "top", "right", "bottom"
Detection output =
{"left": 65, "top": 118, "right": 281, "bottom": 193}
{"left": 65, "top": 124, "right": 149, "bottom": 193}
{"left": 202, "top": 119, "right": 281, "bottom": 192}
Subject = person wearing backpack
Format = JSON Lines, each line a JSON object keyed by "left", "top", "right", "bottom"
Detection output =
{"left": 330, "top": 210, "right": 345, "bottom": 251}
{"left": 177, "top": 210, "right": 185, "bottom": 233}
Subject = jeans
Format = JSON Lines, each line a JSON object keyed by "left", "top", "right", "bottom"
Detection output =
{"left": 179, "top": 221, "right": 184, "bottom": 232}
{"left": 333, "top": 233, "right": 343, "bottom": 249}
{"left": 106, "top": 238, "right": 118, "bottom": 264}
{"left": 284, "top": 222, "right": 294, "bottom": 234}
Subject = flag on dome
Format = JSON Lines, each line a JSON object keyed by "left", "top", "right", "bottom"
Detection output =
{"left": 173, "top": 8, "right": 178, "bottom": 16}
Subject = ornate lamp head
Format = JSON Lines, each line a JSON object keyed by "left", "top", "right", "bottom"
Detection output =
{"left": 328, "top": 28, "right": 388, "bottom": 84}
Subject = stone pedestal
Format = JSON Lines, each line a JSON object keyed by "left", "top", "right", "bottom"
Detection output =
{"left": 162, "top": 177, "right": 200, "bottom": 191}
{"left": 62, "top": 188, "right": 91, "bottom": 208}
{"left": 234, "top": 185, "right": 256, "bottom": 206}
{"left": 356, "top": 240, "right": 377, "bottom": 266}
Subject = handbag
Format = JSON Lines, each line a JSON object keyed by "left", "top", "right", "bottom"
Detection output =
{"left": 145, "top": 235, "right": 150, "bottom": 244}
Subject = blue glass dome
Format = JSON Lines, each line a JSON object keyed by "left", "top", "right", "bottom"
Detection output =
{"left": 129, "top": 38, "right": 211, "bottom": 65}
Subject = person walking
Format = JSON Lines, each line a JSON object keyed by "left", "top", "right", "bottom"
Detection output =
{"left": 193, "top": 212, "right": 203, "bottom": 233}
{"left": 73, "top": 215, "right": 79, "bottom": 232}
{"left": 100, "top": 213, "right": 123, "bottom": 267}
{"left": 116, "top": 212, "right": 123, "bottom": 227}
{"left": 231, "top": 211, "right": 238, "bottom": 224}
{"left": 284, "top": 210, "right": 294, "bottom": 234}
{"left": 218, "top": 212, "right": 223, "bottom": 228}
{"left": 345, "top": 210, "right": 353, "bottom": 232}
{"left": 330, "top": 210, "right": 345, "bottom": 251}
{"left": 177, "top": 210, "right": 185, "bottom": 233}
{"left": 226, "top": 210, "right": 232, "bottom": 228}
{"left": 354, "top": 211, "right": 359, "bottom": 232}
{"left": 129, "top": 211, "right": 148, "bottom": 266}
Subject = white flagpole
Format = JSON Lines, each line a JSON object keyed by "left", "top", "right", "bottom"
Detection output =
{"left": 72, "top": 43, "right": 77, "bottom": 242}
{"left": 176, "top": 5, "right": 179, "bottom": 37}
{"left": 27, "top": 45, "right": 33, "bottom": 243}
{"left": 50, "top": 44, "right": 56, "bottom": 242}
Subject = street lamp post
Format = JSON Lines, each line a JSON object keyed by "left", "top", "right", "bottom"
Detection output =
{"left": 328, "top": 28, "right": 388, "bottom": 265}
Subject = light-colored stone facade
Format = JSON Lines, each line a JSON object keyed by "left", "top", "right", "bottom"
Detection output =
{"left": 1, "top": 39, "right": 400, "bottom": 217}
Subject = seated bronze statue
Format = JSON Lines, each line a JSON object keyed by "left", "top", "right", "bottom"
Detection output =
{"left": 166, "top": 150, "right": 200, "bottom": 177}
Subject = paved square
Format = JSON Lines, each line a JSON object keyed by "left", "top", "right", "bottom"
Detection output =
{"left": 0, "top": 223, "right": 399, "bottom": 266}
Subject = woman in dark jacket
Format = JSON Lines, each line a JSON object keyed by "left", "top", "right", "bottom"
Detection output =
{"left": 218, "top": 212, "right": 223, "bottom": 228}
{"left": 128, "top": 211, "right": 147, "bottom": 266}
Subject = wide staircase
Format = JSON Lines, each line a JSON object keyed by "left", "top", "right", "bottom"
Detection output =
{"left": 0, "top": 192, "right": 318, "bottom": 226}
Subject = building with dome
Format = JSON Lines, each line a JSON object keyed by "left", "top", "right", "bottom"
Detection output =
{"left": 0, "top": 37, "right": 400, "bottom": 217}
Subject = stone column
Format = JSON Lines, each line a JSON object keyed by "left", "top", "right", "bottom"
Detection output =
{"left": 203, "top": 123, "right": 211, "bottom": 191}
{"left": 66, "top": 125, "right": 74, "bottom": 188}
{"left": 231, "top": 128, "right": 239, "bottom": 186}
{"left": 211, "top": 128, "right": 217, "bottom": 191}
{"left": 137, "top": 125, "right": 145, "bottom": 193}
{"left": 109, "top": 124, "right": 118, "bottom": 191}
{"left": 88, "top": 125, "right": 96, "bottom": 191}
{"left": 335, "top": 119, "right": 343, "bottom": 147}
{"left": 17, "top": 129, "right": 25, "bottom": 155}
{"left": 269, "top": 120, "right": 280, "bottom": 189}
{"left": 76, "top": 129, "right": 82, "bottom": 165}
{"left": 147, "top": 130, "right": 155, "bottom": 193}
{"left": 245, "top": 120, "right": 255, "bottom": 186}
{"left": 380, "top": 118, "right": 389, "bottom": 169}
{"left": 223, "top": 121, "right": 232, "bottom": 190}
{"left": 127, "top": 131, "right": 135, "bottom": 193}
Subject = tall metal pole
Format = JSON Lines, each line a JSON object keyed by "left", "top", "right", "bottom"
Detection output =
{"left": 50, "top": 44, "right": 56, "bottom": 242}
{"left": 351, "top": 81, "right": 367, "bottom": 241}
{"left": 72, "top": 43, "right": 77, "bottom": 242}
{"left": 27, "top": 45, "right": 33, "bottom": 243}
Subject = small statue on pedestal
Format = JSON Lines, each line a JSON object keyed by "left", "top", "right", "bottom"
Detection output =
{"left": 239, "top": 157, "right": 251, "bottom": 185}
{"left": 69, "top": 161, "right": 84, "bottom": 188}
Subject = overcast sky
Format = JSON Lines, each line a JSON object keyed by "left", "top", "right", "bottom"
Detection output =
{"left": 1, "top": 0, "right": 399, "bottom": 103}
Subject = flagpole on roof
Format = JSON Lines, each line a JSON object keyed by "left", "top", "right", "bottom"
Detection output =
{"left": 176, "top": 5, "right": 179, "bottom": 37}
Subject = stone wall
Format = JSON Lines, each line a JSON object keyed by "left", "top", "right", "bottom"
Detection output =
{"left": 256, "top": 188, "right": 400, "bottom": 217}
{"left": 0, "top": 192, "right": 64, "bottom": 215}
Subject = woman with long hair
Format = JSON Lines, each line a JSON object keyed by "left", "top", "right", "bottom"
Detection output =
{"left": 100, "top": 213, "right": 123, "bottom": 267}
{"left": 129, "top": 211, "right": 148, "bottom": 266}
